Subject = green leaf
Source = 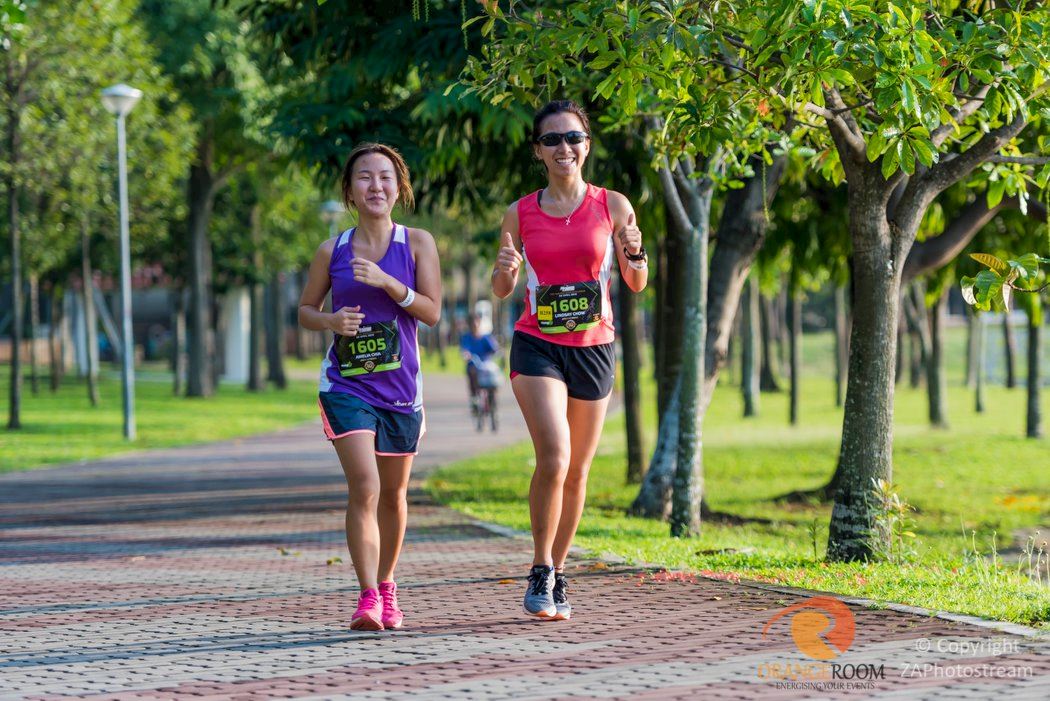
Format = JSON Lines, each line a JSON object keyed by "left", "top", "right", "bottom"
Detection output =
{"left": 987, "top": 179, "right": 1007, "bottom": 208}
{"left": 588, "top": 52, "right": 619, "bottom": 71}
{"left": 974, "top": 269, "right": 1003, "bottom": 307}
{"left": 900, "top": 141, "right": 915, "bottom": 174}
{"left": 811, "top": 78, "right": 825, "bottom": 107}
{"left": 960, "top": 276, "right": 977, "bottom": 305}
{"left": 911, "top": 138, "right": 936, "bottom": 167}
{"left": 866, "top": 129, "right": 887, "bottom": 162}
{"left": 1015, "top": 253, "right": 1042, "bottom": 281}
{"left": 970, "top": 253, "right": 1008, "bottom": 273}
{"left": 881, "top": 144, "right": 899, "bottom": 179}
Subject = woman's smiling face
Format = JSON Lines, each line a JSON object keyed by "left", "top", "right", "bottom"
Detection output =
{"left": 349, "top": 152, "right": 399, "bottom": 216}
{"left": 533, "top": 111, "right": 590, "bottom": 178}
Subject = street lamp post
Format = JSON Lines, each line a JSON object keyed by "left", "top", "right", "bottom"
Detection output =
{"left": 320, "top": 200, "right": 345, "bottom": 237}
{"left": 101, "top": 84, "right": 142, "bottom": 440}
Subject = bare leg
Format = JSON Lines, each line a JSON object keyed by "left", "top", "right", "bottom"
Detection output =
{"left": 512, "top": 374, "right": 570, "bottom": 566}
{"left": 376, "top": 454, "right": 413, "bottom": 582}
{"left": 333, "top": 434, "right": 381, "bottom": 591}
{"left": 552, "top": 394, "right": 611, "bottom": 569}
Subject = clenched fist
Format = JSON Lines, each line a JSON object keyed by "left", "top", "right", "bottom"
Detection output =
{"left": 351, "top": 258, "right": 392, "bottom": 289}
{"left": 329, "top": 305, "right": 365, "bottom": 336}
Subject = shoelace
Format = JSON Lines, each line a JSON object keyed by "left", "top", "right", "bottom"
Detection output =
{"left": 527, "top": 568, "right": 551, "bottom": 596}
{"left": 356, "top": 590, "right": 380, "bottom": 613}
{"left": 382, "top": 588, "right": 399, "bottom": 613}
{"left": 552, "top": 575, "right": 567, "bottom": 603}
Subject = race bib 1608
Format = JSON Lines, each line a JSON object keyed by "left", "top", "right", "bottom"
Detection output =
{"left": 535, "top": 281, "right": 601, "bottom": 333}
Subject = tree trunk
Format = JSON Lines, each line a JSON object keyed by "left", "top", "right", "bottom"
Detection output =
{"left": 788, "top": 273, "right": 801, "bottom": 426}
{"left": 975, "top": 311, "right": 986, "bottom": 414}
{"left": 48, "top": 285, "right": 61, "bottom": 392}
{"left": 894, "top": 312, "right": 906, "bottom": 385}
{"left": 248, "top": 281, "right": 264, "bottom": 391}
{"left": 266, "top": 272, "right": 287, "bottom": 389}
{"left": 826, "top": 213, "right": 902, "bottom": 562}
{"left": 247, "top": 205, "right": 264, "bottom": 392}
{"left": 463, "top": 252, "right": 476, "bottom": 316}
{"left": 902, "top": 283, "right": 927, "bottom": 389}
{"left": 435, "top": 280, "right": 448, "bottom": 369}
{"left": 171, "top": 288, "right": 186, "bottom": 396}
{"left": 28, "top": 272, "right": 39, "bottom": 395}
{"left": 6, "top": 96, "right": 22, "bottom": 429}
{"left": 654, "top": 206, "right": 686, "bottom": 418}
{"left": 618, "top": 276, "right": 645, "bottom": 484}
{"left": 669, "top": 174, "right": 712, "bottom": 538}
{"left": 633, "top": 152, "right": 785, "bottom": 518}
{"left": 965, "top": 306, "right": 979, "bottom": 389}
{"left": 699, "top": 152, "right": 788, "bottom": 412}
{"left": 776, "top": 287, "right": 789, "bottom": 375}
{"left": 833, "top": 284, "right": 848, "bottom": 407}
{"left": 294, "top": 270, "right": 308, "bottom": 360}
{"left": 629, "top": 379, "right": 678, "bottom": 519}
{"left": 186, "top": 140, "right": 217, "bottom": 398}
{"left": 742, "top": 274, "right": 759, "bottom": 417}
{"left": 907, "top": 327, "right": 922, "bottom": 388}
{"left": 1003, "top": 314, "right": 1017, "bottom": 389}
{"left": 926, "top": 289, "right": 948, "bottom": 428}
{"left": 1025, "top": 302, "right": 1042, "bottom": 439}
{"left": 759, "top": 293, "right": 782, "bottom": 391}
{"left": 82, "top": 217, "right": 100, "bottom": 406}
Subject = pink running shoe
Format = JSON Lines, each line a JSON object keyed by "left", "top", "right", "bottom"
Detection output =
{"left": 378, "top": 581, "right": 404, "bottom": 630}
{"left": 350, "top": 588, "right": 384, "bottom": 631}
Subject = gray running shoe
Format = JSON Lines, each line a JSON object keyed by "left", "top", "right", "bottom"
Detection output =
{"left": 523, "top": 564, "right": 556, "bottom": 618}
{"left": 552, "top": 571, "right": 571, "bottom": 621}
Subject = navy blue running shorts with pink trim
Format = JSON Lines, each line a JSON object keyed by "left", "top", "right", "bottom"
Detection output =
{"left": 318, "top": 391, "right": 425, "bottom": 456}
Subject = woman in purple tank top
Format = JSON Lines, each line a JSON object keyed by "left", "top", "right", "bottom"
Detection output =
{"left": 299, "top": 143, "right": 442, "bottom": 631}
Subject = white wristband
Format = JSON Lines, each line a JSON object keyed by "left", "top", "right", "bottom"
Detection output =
{"left": 628, "top": 260, "right": 648, "bottom": 271}
{"left": 397, "top": 287, "right": 416, "bottom": 308}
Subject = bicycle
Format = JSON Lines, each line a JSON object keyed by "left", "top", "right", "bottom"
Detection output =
{"left": 467, "top": 354, "right": 501, "bottom": 433}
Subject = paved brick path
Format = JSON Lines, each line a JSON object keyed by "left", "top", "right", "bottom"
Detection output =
{"left": 2, "top": 374, "right": 1048, "bottom": 700}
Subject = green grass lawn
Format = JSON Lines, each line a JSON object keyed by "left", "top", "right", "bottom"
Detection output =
{"left": 0, "top": 366, "right": 320, "bottom": 473}
{"left": 427, "top": 328, "right": 1050, "bottom": 628}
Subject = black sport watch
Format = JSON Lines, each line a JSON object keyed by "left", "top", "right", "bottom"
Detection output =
{"left": 624, "top": 246, "right": 647, "bottom": 262}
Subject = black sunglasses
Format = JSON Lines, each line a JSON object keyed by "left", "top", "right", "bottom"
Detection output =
{"left": 535, "top": 131, "right": 589, "bottom": 147}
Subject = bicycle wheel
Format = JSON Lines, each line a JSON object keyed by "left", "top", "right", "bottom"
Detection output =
{"left": 487, "top": 388, "right": 498, "bottom": 432}
{"left": 475, "top": 391, "right": 486, "bottom": 432}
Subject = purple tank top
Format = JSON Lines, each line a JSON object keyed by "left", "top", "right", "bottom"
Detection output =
{"left": 320, "top": 224, "right": 422, "bottom": 413}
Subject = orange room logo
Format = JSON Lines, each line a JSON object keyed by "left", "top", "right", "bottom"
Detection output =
{"left": 762, "top": 596, "right": 856, "bottom": 660}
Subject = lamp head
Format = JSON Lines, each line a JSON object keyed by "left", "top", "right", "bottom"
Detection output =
{"left": 101, "top": 84, "right": 143, "bottom": 117}
{"left": 320, "top": 199, "right": 345, "bottom": 224}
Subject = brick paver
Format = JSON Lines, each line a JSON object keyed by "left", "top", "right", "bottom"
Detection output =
{"left": 2, "top": 374, "right": 1048, "bottom": 699}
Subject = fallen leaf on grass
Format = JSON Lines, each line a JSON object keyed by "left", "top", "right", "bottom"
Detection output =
{"left": 326, "top": 557, "right": 343, "bottom": 566}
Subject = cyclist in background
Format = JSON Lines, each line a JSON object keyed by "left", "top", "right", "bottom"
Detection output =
{"left": 460, "top": 311, "right": 500, "bottom": 404}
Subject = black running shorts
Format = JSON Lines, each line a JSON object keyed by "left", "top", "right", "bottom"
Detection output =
{"left": 509, "top": 331, "right": 615, "bottom": 401}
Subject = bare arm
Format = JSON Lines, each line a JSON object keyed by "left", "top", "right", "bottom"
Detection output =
{"left": 299, "top": 240, "right": 365, "bottom": 335}
{"left": 607, "top": 190, "right": 648, "bottom": 293}
{"left": 405, "top": 228, "right": 442, "bottom": 327}
{"left": 491, "top": 203, "right": 523, "bottom": 299}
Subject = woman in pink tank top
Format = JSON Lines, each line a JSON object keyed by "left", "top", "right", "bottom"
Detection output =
{"left": 492, "top": 100, "right": 648, "bottom": 620}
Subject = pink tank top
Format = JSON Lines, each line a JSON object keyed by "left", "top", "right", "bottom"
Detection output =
{"left": 514, "top": 184, "right": 616, "bottom": 347}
